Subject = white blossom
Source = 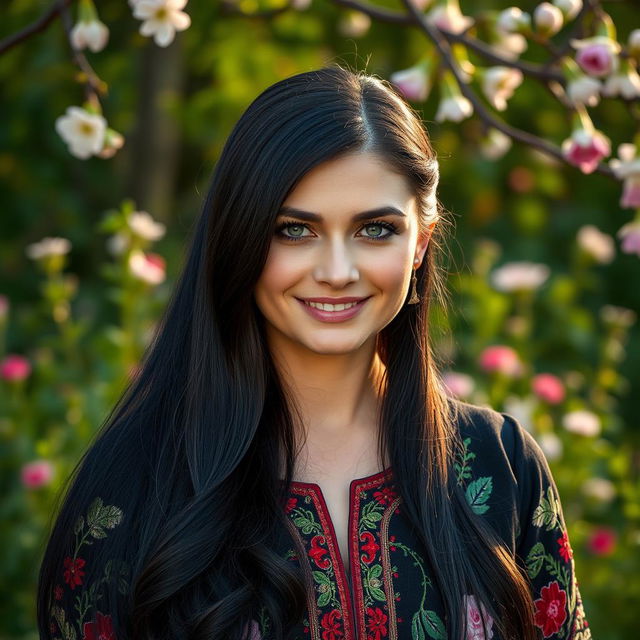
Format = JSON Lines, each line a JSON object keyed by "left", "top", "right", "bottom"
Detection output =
{"left": 480, "top": 128, "right": 512, "bottom": 160}
{"left": 71, "top": 17, "right": 109, "bottom": 52}
{"left": 576, "top": 225, "right": 615, "bottom": 264}
{"left": 55, "top": 106, "right": 106, "bottom": 159}
{"left": 533, "top": 3, "right": 564, "bottom": 36}
{"left": 562, "top": 409, "right": 601, "bottom": 437}
{"left": 490, "top": 261, "right": 550, "bottom": 292}
{"left": 552, "top": 0, "right": 582, "bottom": 21}
{"left": 496, "top": 7, "right": 531, "bottom": 33}
{"left": 133, "top": 0, "right": 191, "bottom": 47}
{"left": 581, "top": 477, "right": 616, "bottom": 502}
{"left": 481, "top": 66, "right": 523, "bottom": 111}
{"left": 434, "top": 94, "right": 473, "bottom": 123}
{"left": 602, "top": 64, "right": 640, "bottom": 100}
{"left": 128, "top": 211, "right": 166, "bottom": 241}
{"left": 427, "top": 1, "right": 474, "bottom": 35}
{"left": 26, "top": 237, "right": 72, "bottom": 260}
{"left": 537, "top": 432, "right": 563, "bottom": 461}
{"left": 566, "top": 74, "right": 601, "bottom": 107}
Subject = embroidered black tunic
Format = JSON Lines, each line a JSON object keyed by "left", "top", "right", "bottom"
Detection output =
{"left": 46, "top": 402, "right": 592, "bottom": 640}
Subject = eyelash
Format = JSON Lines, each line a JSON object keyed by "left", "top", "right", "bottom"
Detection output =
{"left": 274, "top": 219, "right": 399, "bottom": 243}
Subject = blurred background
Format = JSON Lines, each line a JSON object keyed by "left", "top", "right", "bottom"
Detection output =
{"left": 1, "top": 0, "right": 639, "bottom": 638}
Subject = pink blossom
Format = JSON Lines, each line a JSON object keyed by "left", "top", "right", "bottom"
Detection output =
{"left": 532, "top": 373, "right": 565, "bottom": 404}
{"left": 21, "top": 460, "right": 54, "bottom": 489}
{"left": 561, "top": 128, "right": 611, "bottom": 174}
{"left": 620, "top": 177, "right": 640, "bottom": 209}
{"left": 0, "top": 354, "right": 32, "bottom": 381}
{"left": 479, "top": 345, "right": 521, "bottom": 376}
{"left": 571, "top": 36, "right": 620, "bottom": 77}
{"left": 390, "top": 61, "right": 432, "bottom": 102}
{"left": 617, "top": 221, "right": 640, "bottom": 257}
{"left": 586, "top": 526, "right": 616, "bottom": 556}
{"left": 128, "top": 250, "right": 166, "bottom": 285}
{"left": 442, "top": 371, "right": 475, "bottom": 399}
{"left": 463, "top": 594, "right": 494, "bottom": 639}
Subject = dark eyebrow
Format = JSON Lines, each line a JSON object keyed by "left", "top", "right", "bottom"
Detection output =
{"left": 277, "top": 205, "right": 406, "bottom": 222}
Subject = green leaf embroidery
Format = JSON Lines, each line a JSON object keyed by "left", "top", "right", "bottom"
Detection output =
{"left": 360, "top": 501, "right": 384, "bottom": 529}
{"left": 532, "top": 486, "right": 560, "bottom": 531}
{"left": 411, "top": 609, "right": 447, "bottom": 640}
{"left": 86, "top": 497, "right": 124, "bottom": 539}
{"left": 454, "top": 437, "right": 476, "bottom": 485}
{"left": 51, "top": 605, "right": 77, "bottom": 640}
{"left": 525, "top": 542, "right": 545, "bottom": 579}
{"left": 365, "top": 564, "right": 386, "bottom": 602}
{"left": 292, "top": 509, "right": 323, "bottom": 536}
{"left": 465, "top": 476, "right": 493, "bottom": 514}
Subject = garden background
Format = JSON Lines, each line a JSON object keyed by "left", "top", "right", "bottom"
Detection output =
{"left": 1, "top": 0, "right": 639, "bottom": 638}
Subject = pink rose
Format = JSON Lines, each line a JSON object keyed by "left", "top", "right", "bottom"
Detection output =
{"left": 586, "top": 526, "right": 616, "bottom": 556}
{"left": 562, "top": 128, "right": 611, "bottom": 175}
{"left": 21, "top": 460, "right": 54, "bottom": 489}
{"left": 243, "top": 619, "right": 262, "bottom": 640}
{"left": 463, "top": 594, "right": 494, "bottom": 639}
{"left": 0, "top": 354, "right": 32, "bottom": 382}
{"left": 478, "top": 345, "right": 521, "bottom": 376}
{"left": 532, "top": 373, "right": 565, "bottom": 405}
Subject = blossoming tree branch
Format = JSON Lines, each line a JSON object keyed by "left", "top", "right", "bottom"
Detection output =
{"left": 1, "top": 0, "right": 639, "bottom": 253}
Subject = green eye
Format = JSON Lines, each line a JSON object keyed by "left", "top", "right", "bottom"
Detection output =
{"left": 365, "top": 224, "right": 384, "bottom": 238}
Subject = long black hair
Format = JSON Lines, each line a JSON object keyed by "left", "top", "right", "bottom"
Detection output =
{"left": 37, "top": 65, "right": 538, "bottom": 640}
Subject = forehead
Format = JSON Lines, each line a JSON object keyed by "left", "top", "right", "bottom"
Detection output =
{"left": 281, "top": 152, "right": 416, "bottom": 218}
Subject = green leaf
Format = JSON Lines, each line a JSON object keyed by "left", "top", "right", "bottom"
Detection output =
{"left": 423, "top": 609, "right": 447, "bottom": 640}
{"left": 526, "top": 542, "right": 545, "bottom": 579}
{"left": 465, "top": 476, "right": 493, "bottom": 514}
{"left": 532, "top": 486, "right": 560, "bottom": 531}
{"left": 86, "top": 497, "right": 124, "bottom": 539}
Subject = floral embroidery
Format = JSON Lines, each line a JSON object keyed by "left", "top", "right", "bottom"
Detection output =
{"left": 320, "top": 609, "right": 343, "bottom": 639}
{"left": 533, "top": 581, "right": 568, "bottom": 637}
{"left": 309, "top": 535, "right": 331, "bottom": 569}
{"left": 463, "top": 594, "right": 494, "bottom": 640}
{"left": 49, "top": 498, "right": 127, "bottom": 640}
{"left": 63, "top": 557, "right": 86, "bottom": 589}
{"left": 81, "top": 612, "right": 116, "bottom": 640}
{"left": 359, "top": 531, "right": 380, "bottom": 564}
{"left": 270, "top": 415, "right": 591, "bottom": 640}
{"left": 365, "top": 607, "right": 389, "bottom": 640}
{"left": 557, "top": 531, "right": 574, "bottom": 562}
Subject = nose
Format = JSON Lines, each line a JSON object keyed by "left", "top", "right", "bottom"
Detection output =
{"left": 313, "top": 239, "right": 359, "bottom": 289}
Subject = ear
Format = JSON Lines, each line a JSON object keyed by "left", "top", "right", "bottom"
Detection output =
{"left": 414, "top": 221, "right": 436, "bottom": 269}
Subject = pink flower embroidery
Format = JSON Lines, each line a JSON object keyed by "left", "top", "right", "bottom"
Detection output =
{"left": 463, "top": 594, "right": 494, "bottom": 639}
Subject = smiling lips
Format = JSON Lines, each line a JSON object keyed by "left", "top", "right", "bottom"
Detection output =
{"left": 296, "top": 296, "right": 371, "bottom": 321}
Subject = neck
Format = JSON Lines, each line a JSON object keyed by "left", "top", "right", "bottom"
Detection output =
{"left": 268, "top": 332, "right": 388, "bottom": 478}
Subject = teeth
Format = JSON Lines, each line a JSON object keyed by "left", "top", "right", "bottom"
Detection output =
{"left": 304, "top": 300, "right": 359, "bottom": 311}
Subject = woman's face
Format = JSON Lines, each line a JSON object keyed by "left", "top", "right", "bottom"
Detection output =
{"left": 254, "top": 151, "right": 435, "bottom": 356}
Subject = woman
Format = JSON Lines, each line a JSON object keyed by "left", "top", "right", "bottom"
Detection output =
{"left": 38, "top": 65, "right": 591, "bottom": 640}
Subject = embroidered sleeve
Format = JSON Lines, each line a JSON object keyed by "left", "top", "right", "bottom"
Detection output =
{"left": 48, "top": 497, "right": 129, "bottom": 640}
{"left": 504, "top": 413, "right": 592, "bottom": 640}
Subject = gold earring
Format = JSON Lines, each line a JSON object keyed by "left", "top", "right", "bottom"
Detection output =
{"left": 408, "top": 259, "right": 420, "bottom": 305}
